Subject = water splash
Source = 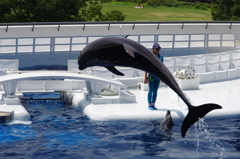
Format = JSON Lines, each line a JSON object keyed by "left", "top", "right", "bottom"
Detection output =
{"left": 194, "top": 118, "right": 226, "bottom": 159}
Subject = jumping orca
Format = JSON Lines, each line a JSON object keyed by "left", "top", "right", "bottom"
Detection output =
{"left": 78, "top": 37, "right": 222, "bottom": 138}
{"left": 160, "top": 110, "right": 174, "bottom": 131}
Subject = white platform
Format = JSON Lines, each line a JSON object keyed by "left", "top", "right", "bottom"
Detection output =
{"left": 72, "top": 78, "right": 240, "bottom": 121}
{"left": 0, "top": 70, "right": 240, "bottom": 124}
{"left": 0, "top": 71, "right": 126, "bottom": 124}
{"left": 176, "top": 78, "right": 200, "bottom": 90}
{"left": 0, "top": 103, "right": 31, "bottom": 124}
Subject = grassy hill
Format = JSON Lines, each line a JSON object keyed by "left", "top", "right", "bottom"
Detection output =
{"left": 102, "top": 2, "right": 212, "bottom": 21}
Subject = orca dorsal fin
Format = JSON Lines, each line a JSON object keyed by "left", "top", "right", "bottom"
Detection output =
{"left": 105, "top": 66, "right": 124, "bottom": 76}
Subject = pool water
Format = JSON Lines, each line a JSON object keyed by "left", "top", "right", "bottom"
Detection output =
{"left": 0, "top": 93, "right": 239, "bottom": 159}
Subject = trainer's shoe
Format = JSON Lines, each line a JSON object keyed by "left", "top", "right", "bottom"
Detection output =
{"left": 148, "top": 105, "right": 157, "bottom": 110}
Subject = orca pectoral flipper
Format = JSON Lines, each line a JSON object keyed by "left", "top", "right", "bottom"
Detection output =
{"left": 181, "top": 103, "right": 222, "bottom": 138}
{"left": 105, "top": 66, "right": 124, "bottom": 76}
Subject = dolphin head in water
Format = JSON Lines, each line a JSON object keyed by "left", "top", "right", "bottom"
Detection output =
{"left": 160, "top": 110, "right": 174, "bottom": 131}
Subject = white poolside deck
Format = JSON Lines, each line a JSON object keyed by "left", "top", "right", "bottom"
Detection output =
{"left": 77, "top": 78, "right": 240, "bottom": 122}
{"left": 0, "top": 72, "right": 239, "bottom": 123}
{"left": 0, "top": 58, "right": 240, "bottom": 124}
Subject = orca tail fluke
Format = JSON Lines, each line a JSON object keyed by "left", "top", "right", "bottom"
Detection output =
{"left": 181, "top": 103, "right": 222, "bottom": 138}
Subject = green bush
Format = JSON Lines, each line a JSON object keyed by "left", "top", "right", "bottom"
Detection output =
{"left": 212, "top": 0, "right": 240, "bottom": 21}
{"left": 146, "top": 0, "right": 161, "bottom": 8}
{"left": 144, "top": 0, "right": 212, "bottom": 10}
{"left": 96, "top": 10, "right": 126, "bottom": 21}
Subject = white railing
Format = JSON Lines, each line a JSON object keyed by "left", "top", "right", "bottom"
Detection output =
{"left": 0, "top": 21, "right": 240, "bottom": 69}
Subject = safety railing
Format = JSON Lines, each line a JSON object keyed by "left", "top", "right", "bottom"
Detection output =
{"left": 0, "top": 21, "right": 239, "bottom": 69}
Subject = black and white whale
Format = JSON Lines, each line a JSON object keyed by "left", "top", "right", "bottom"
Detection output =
{"left": 78, "top": 37, "right": 222, "bottom": 138}
{"left": 160, "top": 110, "right": 174, "bottom": 131}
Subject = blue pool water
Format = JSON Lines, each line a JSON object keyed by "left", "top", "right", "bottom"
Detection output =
{"left": 0, "top": 93, "right": 239, "bottom": 159}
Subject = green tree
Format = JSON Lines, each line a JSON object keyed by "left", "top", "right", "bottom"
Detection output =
{"left": 0, "top": 0, "right": 84, "bottom": 22}
{"left": 211, "top": 0, "right": 240, "bottom": 21}
{"left": 96, "top": 10, "right": 126, "bottom": 21}
{"left": 79, "top": 0, "right": 104, "bottom": 21}
{"left": 0, "top": 0, "right": 125, "bottom": 22}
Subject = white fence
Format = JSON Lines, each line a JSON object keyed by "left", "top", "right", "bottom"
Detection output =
{"left": 0, "top": 21, "right": 240, "bottom": 69}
